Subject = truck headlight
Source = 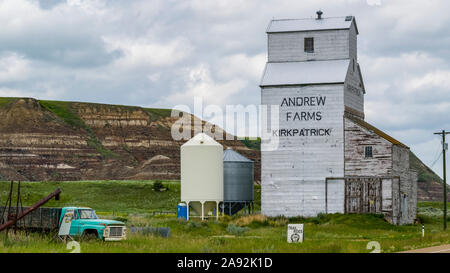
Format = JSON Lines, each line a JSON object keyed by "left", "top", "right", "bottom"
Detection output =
{"left": 104, "top": 227, "right": 110, "bottom": 236}
{"left": 122, "top": 228, "right": 126, "bottom": 236}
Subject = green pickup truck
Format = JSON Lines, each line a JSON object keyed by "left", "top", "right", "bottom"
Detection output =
{"left": 0, "top": 206, "right": 127, "bottom": 241}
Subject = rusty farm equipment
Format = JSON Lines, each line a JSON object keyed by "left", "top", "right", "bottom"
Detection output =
{"left": 0, "top": 181, "right": 61, "bottom": 237}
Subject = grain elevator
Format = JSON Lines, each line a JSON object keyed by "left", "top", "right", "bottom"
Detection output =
{"left": 260, "top": 11, "right": 417, "bottom": 225}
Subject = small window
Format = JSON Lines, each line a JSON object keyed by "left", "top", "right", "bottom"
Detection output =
{"left": 365, "top": 146, "right": 373, "bottom": 158}
{"left": 304, "top": 37, "right": 314, "bottom": 53}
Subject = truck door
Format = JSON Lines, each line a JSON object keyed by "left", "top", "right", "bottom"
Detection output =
{"left": 69, "top": 210, "right": 81, "bottom": 236}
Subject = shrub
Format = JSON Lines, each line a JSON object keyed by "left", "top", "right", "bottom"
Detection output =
{"left": 418, "top": 207, "right": 443, "bottom": 218}
{"left": 113, "top": 216, "right": 128, "bottom": 223}
{"left": 185, "top": 221, "right": 202, "bottom": 229}
{"left": 231, "top": 214, "right": 267, "bottom": 227}
{"left": 152, "top": 180, "right": 165, "bottom": 191}
{"left": 226, "top": 224, "right": 250, "bottom": 236}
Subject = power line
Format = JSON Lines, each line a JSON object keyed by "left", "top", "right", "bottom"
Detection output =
{"left": 430, "top": 151, "right": 443, "bottom": 169}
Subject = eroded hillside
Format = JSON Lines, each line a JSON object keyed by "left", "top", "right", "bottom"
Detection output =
{"left": 0, "top": 98, "right": 260, "bottom": 182}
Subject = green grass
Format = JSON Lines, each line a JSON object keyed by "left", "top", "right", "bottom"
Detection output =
{"left": 39, "top": 100, "right": 90, "bottom": 131}
{"left": 144, "top": 108, "right": 173, "bottom": 122}
{"left": 1, "top": 180, "right": 449, "bottom": 253}
{"left": 0, "top": 97, "right": 18, "bottom": 108}
{"left": 240, "top": 137, "right": 261, "bottom": 150}
{"left": 38, "top": 100, "right": 118, "bottom": 158}
{"left": 0, "top": 180, "right": 180, "bottom": 214}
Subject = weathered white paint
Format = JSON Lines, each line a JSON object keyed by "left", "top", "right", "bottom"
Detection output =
{"left": 326, "top": 179, "right": 345, "bottom": 213}
{"left": 349, "top": 21, "right": 358, "bottom": 61}
{"left": 344, "top": 118, "right": 392, "bottom": 176}
{"left": 268, "top": 29, "right": 351, "bottom": 62}
{"left": 261, "top": 84, "right": 345, "bottom": 217}
{"left": 344, "top": 61, "right": 364, "bottom": 115}
{"left": 267, "top": 17, "right": 354, "bottom": 33}
{"left": 393, "top": 145, "right": 417, "bottom": 225}
{"left": 260, "top": 59, "right": 349, "bottom": 86}
{"left": 260, "top": 14, "right": 416, "bottom": 224}
{"left": 382, "top": 178, "right": 393, "bottom": 211}
{"left": 344, "top": 117, "right": 417, "bottom": 224}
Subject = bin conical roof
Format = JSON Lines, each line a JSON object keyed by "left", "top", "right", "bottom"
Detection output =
{"left": 223, "top": 148, "right": 253, "bottom": 162}
{"left": 181, "top": 133, "right": 222, "bottom": 146}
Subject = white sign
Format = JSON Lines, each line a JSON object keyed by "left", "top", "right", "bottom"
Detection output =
{"left": 287, "top": 224, "right": 304, "bottom": 243}
{"left": 58, "top": 209, "right": 74, "bottom": 236}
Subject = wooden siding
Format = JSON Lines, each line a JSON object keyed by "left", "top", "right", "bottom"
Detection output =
{"left": 261, "top": 16, "right": 416, "bottom": 224}
{"left": 344, "top": 117, "right": 393, "bottom": 176}
{"left": 261, "top": 84, "right": 345, "bottom": 217}
{"left": 326, "top": 178, "right": 345, "bottom": 214}
{"left": 268, "top": 29, "right": 350, "bottom": 62}
{"left": 349, "top": 22, "right": 357, "bottom": 61}
{"left": 344, "top": 117, "right": 416, "bottom": 224}
{"left": 344, "top": 60, "right": 364, "bottom": 115}
{"left": 393, "top": 145, "right": 417, "bottom": 224}
{"left": 345, "top": 177, "right": 383, "bottom": 214}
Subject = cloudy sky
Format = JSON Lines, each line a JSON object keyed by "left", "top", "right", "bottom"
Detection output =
{"left": 0, "top": 0, "right": 449, "bottom": 179}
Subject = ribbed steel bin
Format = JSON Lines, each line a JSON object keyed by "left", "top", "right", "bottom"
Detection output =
{"left": 222, "top": 148, "right": 254, "bottom": 215}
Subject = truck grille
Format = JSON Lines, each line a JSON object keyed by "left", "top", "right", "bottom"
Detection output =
{"left": 109, "top": 226, "right": 123, "bottom": 237}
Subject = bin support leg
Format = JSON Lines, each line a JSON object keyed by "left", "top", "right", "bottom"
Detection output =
{"left": 187, "top": 201, "right": 190, "bottom": 221}
{"left": 216, "top": 202, "right": 219, "bottom": 220}
{"left": 201, "top": 201, "right": 204, "bottom": 221}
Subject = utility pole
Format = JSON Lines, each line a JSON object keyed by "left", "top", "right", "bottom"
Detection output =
{"left": 434, "top": 130, "right": 449, "bottom": 230}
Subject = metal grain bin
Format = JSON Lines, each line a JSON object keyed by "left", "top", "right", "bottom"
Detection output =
{"left": 223, "top": 148, "right": 254, "bottom": 202}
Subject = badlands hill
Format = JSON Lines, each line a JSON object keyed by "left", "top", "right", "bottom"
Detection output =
{"left": 0, "top": 97, "right": 260, "bottom": 182}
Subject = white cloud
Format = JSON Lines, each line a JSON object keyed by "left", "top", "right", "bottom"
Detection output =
{"left": 216, "top": 53, "right": 266, "bottom": 82}
{"left": 406, "top": 70, "right": 450, "bottom": 91}
{"left": 0, "top": 53, "right": 30, "bottom": 82}
{"left": 160, "top": 64, "right": 248, "bottom": 107}
{"left": 0, "top": 86, "right": 61, "bottom": 99}
{"left": 104, "top": 36, "right": 192, "bottom": 68}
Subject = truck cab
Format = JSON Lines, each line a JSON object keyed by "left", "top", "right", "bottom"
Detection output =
{"left": 59, "top": 207, "right": 126, "bottom": 241}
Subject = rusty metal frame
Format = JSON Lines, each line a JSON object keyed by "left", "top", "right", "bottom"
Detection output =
{"left": 0, "top": 187, "right": 61, "bottom": 232}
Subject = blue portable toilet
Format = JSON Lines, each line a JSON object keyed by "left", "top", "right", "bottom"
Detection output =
{"left": 177, "top": 203, "right": 188, "bottom": 220}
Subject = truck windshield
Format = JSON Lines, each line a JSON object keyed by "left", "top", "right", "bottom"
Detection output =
{"left": 78, "top": 209, "right": 98, "bottom": 219}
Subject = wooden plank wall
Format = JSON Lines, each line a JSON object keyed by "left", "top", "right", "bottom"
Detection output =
{"left": 393, "top": 145, "right": 417, "bottom": 224}
{"left": 268, "top": 29, "right": 350, "bottom": 62}
{"left": 261, "top": 84, "right": 345, "bottom": 217}
{"left": 344, "top": 118, "right": 393, "bottom": 176}
{"left": 326, "top": 179, "right": 345, "bottom": 214}
{"left": 344, "top": 117, "right": 416, "bottom": 224}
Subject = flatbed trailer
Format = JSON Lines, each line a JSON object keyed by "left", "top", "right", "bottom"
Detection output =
{"left": 0, "top": 207, "right": 62, "bottom": 231}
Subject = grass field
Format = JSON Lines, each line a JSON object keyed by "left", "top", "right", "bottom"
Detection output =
{"left": 0, "top": 180, "right": 449, "bottom": 253}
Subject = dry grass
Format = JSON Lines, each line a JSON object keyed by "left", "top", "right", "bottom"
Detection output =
{"left": 231, "top": 214, "right": 268, "bottom": 226}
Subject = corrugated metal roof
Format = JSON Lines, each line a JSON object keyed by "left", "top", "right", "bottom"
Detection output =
{"left": 347, "top": 116, "right": 409, "bottom": 149}
{"left": 223, "top": 148, "right": 253, "bottom": 162}
{"left": 260, "top": 59, "right": 349, "bottom": 87}
{"left": 267, "top": 16, "right": 356, "bottom": 33}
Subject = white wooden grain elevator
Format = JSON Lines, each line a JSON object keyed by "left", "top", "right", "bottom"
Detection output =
{"left": 260, "top": 11, "right": 417, "bottom": 225}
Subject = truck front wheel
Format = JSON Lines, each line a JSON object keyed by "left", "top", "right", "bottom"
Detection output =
{"left": 81, "top": 230, "right": 99, "bottom": 241}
